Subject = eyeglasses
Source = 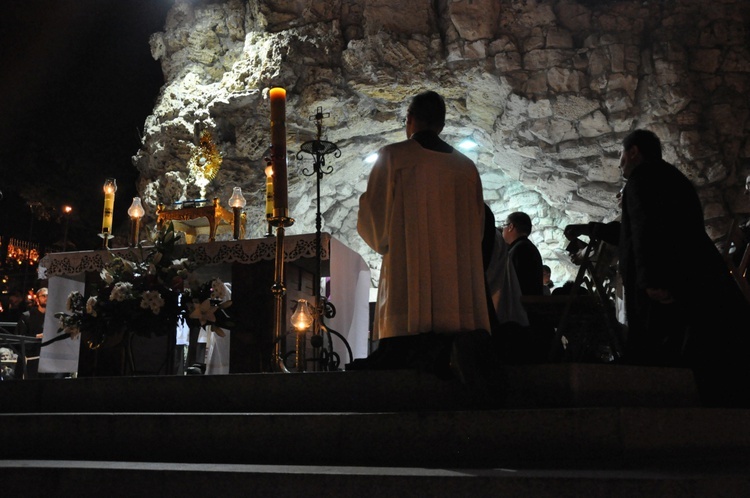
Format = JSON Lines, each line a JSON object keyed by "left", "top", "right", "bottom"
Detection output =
{"left": 501, "top": 222, "right": 512, "bottom": 230}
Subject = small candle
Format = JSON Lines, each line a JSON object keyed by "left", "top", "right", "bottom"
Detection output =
{"left": 265, "top": 163, "right": 274, "bottom": 218}
{"left": 101, "top": 179, "right": 117, "bottom": 244}
{"left": 269, "top": 87, "right": 288, "bottom": 218}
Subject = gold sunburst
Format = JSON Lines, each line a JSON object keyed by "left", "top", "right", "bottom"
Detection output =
{"left": 188, "top": 130, "right": 223, "bottom": 197}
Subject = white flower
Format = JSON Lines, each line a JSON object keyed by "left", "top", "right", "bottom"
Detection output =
{"left": 86, "top": 296, "right": 98, "bottom": 316}
{"left": 65, "top": 325, "right": 81, "bottom": 339}
{"left": 172, "top": 258, "right": 189, "bottom": 269}
{"left": 210, "top": 279, "right": 230, "bottom": 301}
{"left": 140, "top": 290, "right": 165, "bottom": 315}
{"left": 110, "top": 282, "right": 134, "bottom": 302}
{"left": 190, "top": 298, "right": 217, "bottom": 325}
{"left": 100, "top": 269, "right": 115, "bottom": 285}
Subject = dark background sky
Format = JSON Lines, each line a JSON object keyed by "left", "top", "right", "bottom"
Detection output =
{"left": 0, "top": 0, "right": 173, "bottom": 252}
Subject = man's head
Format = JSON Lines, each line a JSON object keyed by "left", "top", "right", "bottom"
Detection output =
{"left": 542, "top": 265, "right": 552, "bottom": 285}
{"left": 406, "top": 91, "right": 446, "bottom": 138}
{"left": 8, "top": 290, "right": 23, "bottom": 307}
{"left": 620, "top": 129, "right": 662, "bottom": 179}
{"left": 35, "top": 287, "right": 48, "bottom": 311}
{"left": 501, "top": 211, "right": 532, "bottom": 245}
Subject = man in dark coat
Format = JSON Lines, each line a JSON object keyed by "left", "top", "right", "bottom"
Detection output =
{"left": 499, "top": 211, "right": 550, "bottom": 362}
{"left": 15, "top": 287, "right": 47, "bottom": 378}
{"left": 618, "top": 129, "right": 750, "bottom": 406}
{"left": 502, "top": 211, "right": 544, "bottom": 296}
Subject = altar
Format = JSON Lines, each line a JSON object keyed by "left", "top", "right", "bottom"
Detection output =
{"left": 37, "top": 233, "right": 371, "bottom": 375}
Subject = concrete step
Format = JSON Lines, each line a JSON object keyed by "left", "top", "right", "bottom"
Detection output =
{"left": 2, "top": 460, "right": 750, "bottom": 498}
{"left": 3, "top": 407, "right": 749, "bottom": 467}
{"left": 0, "top": 363, "right": 700, "bottom": 414}
{"left": 0, "top": 365, "right": 743, "bottom": 496}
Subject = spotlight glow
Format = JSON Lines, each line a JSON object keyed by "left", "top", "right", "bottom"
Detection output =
{"left": 365, "top": 153, "right": 379, "bottom": 163}
{"left": 459, "top": 139, "right": 478, "bottom": 151}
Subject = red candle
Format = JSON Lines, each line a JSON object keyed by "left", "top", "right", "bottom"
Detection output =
{"left": 269, "top": 87, "right": 288, "bottom": 218}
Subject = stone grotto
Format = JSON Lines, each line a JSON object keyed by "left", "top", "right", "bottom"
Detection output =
{"left": 133, "top": 0, "right": 750, "bottom": 286}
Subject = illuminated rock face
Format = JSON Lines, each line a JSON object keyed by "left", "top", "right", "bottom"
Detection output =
{"left": 134, "top": 0, "right": 750, "bottom": 284}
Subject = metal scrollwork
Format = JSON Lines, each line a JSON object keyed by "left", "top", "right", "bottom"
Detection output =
{"left": 294, "top": 106, "right": 352, "bottom": 371}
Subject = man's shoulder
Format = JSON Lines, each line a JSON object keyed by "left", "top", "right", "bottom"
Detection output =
{"left": 511, "top": 236, "right": 542, "bottom": 256}
{"left": 16, "top": 310, "right": 31, "bottom": 327}
{"left": 382, "top": 139, "right": 418, "bottom": 153}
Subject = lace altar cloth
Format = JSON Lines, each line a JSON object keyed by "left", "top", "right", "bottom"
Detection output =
{"left": 39, "top": 233, "right": 331, "bottom": 278}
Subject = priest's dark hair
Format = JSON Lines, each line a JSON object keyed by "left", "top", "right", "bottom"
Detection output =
{"left": 507, "top": 211, "right": 533, "bottom": 235}
{"left": 407, "top": 91, "right": 446, "bottom": 130}
{"left": 623, "top": 129, "right": 663, "bottom": 161}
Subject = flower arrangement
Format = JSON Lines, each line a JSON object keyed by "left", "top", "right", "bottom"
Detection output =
{"left": 55, "top": 223, "right": 234, "bottom": 351}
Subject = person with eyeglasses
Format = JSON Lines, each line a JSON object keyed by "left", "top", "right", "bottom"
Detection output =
{"left": 501, "top": 212, "right": 544, "bottom": 297}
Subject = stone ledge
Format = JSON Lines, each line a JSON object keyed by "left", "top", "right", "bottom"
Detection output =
{"left": 504, "top": 363, "right": 699, "bottom": 408}
{"left": 0, "top": 363, "right": 700, "bottom": 414}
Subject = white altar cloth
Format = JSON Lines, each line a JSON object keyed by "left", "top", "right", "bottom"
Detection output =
{"left": 38, "top": 233, "right": 370, "bottom": 373}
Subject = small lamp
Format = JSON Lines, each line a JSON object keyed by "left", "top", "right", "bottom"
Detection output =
{"left": 100, "top": 179, "right": 117, "bottom": 248}
{"left": 291, "top": 299, "right": 314, "bottom": 332}
{"left": 127, "top": 197, "right": 145, "bottom": 247}
{"left": 291, "top": 299, "right": 314, "bottom": 373}
{"left": 228, "top": 187, "right": 247, "bottom": 240}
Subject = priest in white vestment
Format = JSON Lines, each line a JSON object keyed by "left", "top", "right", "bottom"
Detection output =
{"left": 357, "top": 91, "right": 490, "bottom": 343}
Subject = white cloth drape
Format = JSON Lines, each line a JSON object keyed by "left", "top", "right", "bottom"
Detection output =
{"left": 39, "top": 235, "right": 370, "bottom": 373}
{"left": 39, "top": 275, "right": 84, "bottom": 374}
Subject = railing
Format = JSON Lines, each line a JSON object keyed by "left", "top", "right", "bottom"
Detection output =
{"left": 0, "top": 329, "right": 42, "bottom": 379}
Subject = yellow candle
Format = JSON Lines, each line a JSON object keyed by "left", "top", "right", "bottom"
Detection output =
{"left": 269, "top": 87, "right": 287, "bottom": 218}
{"left": 101, "top": 178, "right": 117, "bottom": 237}
{"left": 265, "top": 164, "right": 274, "bottom": 218}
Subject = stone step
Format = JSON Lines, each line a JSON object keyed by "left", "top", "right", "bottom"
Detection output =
{"left": 2, "top": 460, "right": 749, "bottom": 498}
{"left": 0, "top": 365, "right": 744, "bottom": 496}
{"left": 3, "top": 407, "right": 749, "bottom": 467}
{"left": 0, "top": 363, "right": 700, "bottom": 414}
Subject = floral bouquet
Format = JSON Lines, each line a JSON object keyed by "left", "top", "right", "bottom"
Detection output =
{"left": 55, "top": 223, "right": 204, "bottom": 350}
{"left": 187, "top": 278, "right": 235, "bottom": 337}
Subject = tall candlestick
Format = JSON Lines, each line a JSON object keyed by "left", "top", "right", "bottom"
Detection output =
{"left": 101, "top": 178, "right": 117, "bottom": 248}
{"left": 269, "top": 87, "right": 288, "bottom": 219}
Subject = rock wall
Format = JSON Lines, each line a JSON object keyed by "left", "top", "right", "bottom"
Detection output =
{"left": 134, "top": 0, "right": 750, "bottom": 286}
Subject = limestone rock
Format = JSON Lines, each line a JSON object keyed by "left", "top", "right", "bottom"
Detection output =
{"left": 134, "top": 0, "right": 750, "bottom": 286}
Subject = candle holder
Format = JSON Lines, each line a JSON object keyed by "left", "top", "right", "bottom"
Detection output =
{"left": 268, "top": 86, "right": 294, "bottom": 373}
{"left": 265, "top": 162, "right": 274, "bottom": 237}
{"left": 296, "top": 106, "right": 353, "bottom": 371}
{"left": 127, "top": 197, "right": 145, "bottom": 247}
{"left": 100, "top": 178, "right": 117, "bottom": 249}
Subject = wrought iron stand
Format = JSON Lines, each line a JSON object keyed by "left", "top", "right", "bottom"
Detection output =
{"left": 296, "top": 107, "right": 353, "bottom": 371}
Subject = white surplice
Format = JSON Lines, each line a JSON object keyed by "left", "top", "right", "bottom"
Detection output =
{"left": 358, "top": 138, "right": 490, "bottom": 340}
